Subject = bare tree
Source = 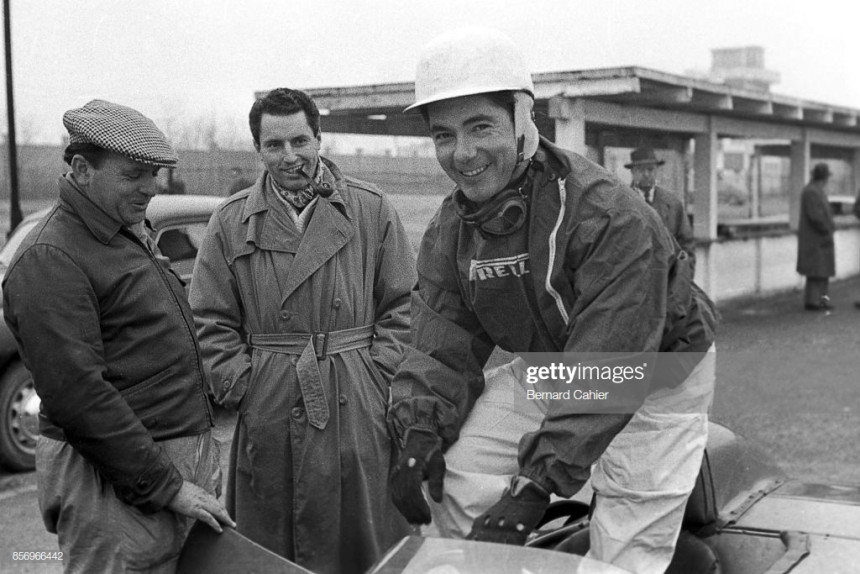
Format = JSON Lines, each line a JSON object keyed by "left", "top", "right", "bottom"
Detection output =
{"left": 0, "top": 111, "right": 40, "bottom": 145}
{"left": 156, "top": 101, "right": 251, "bottom": 152}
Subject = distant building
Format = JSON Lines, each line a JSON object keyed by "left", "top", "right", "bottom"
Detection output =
{"left": 688, "top": 46, "right": 780, "bottom": 92}
{"left": 296, "top": 57, "right": 860, "bottom": 302}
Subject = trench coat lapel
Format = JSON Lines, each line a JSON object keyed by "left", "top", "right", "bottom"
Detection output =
{"left": 279, "top": 190, "right": 354, "bottom": 303}
{"left": 242, "top": 176, "right": 303, "bottom": 254}
{"left": 254, "top": 207, "right": 303, "bottom": 253}
{"left": 236, "top": 178, "right": 303, "bottom": 301}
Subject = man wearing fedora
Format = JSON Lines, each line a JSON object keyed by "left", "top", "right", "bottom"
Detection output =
{"left": 626, "top": 147, "right": 696, "bottom": 270}
{"left": 797, "top": 163, "right": 836, "bottom": 311}
{"left": 2, "top": 100, "right": 234, "bottom": 572}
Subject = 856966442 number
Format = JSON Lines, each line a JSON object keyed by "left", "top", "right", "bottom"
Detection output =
{"left": 11, "top": 551, "right": 64, "bottom": 561}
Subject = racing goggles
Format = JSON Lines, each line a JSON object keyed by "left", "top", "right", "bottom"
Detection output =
{"left": 454, "top": 186, "right": 529, "bottom": 237}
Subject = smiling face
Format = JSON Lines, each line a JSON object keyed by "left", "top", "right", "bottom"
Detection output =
{"left": 257, "top": 112, "right": 321, "bottom": 192}
{"left": 72, "top": 152, "right": 161, "bottom": 226}
{"left": 426, "top": 94, "right": 521, "bottom": 204}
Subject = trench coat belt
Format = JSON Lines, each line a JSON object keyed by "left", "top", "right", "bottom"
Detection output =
{"left": 246, "top": 325, "right": 375, "bottom": 430}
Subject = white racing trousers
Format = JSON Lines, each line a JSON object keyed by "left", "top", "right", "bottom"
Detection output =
{"left": 424, "top": 346, "right": 715, "bottom": 574}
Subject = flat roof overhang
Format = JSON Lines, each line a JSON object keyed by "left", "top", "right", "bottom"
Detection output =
{"left": 261, "top": 66, "right": 860, "bottom": 145}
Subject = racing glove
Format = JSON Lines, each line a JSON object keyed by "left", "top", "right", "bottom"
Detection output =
{"left": 389, "top": 427, "right": 446, "bottom": 524}
{"left": 467, "top": 475, "right": 550, "bottom": 545}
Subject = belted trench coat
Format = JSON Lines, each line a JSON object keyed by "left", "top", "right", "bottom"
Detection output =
{"left": 189, "top": 158, "right": 415, "bottom": 574}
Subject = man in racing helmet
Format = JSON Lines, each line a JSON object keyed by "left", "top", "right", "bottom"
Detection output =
{"left": 387, "top": 27, "right": 718, "bottom": 574}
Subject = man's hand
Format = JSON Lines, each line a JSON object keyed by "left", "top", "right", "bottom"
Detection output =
{"left": 166, "top": 480, "right": 236, "bottom": 533}
{"left": 467, "top": 476, "right": 550, "bottom": 545}
{"left": 389, "top": 427, "right": 445, "bottom": 524}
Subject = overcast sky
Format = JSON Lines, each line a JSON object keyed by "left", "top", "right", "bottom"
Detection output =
{"left": 5, "top": 0, "right": 860, "bottom": 146}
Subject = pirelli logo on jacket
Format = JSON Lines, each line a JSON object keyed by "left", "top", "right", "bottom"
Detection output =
{"left": 469, "top": 253, "right": 530, "bottom": 281}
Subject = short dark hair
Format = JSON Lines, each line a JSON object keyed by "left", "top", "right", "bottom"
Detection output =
{"left": 249, "top": 88, "right": 321, "bottom": 148}
{"left": 420, "top": 90, "right": 516, "bottom": 124}
{"left": 63, "top": 142, "right": 109, "bottom": 168}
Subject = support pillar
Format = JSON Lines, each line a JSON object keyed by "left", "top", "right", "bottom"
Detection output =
{"left": 750, "top": 152, "right": 761, "bottom": 219}
{"left": 693, "top": 119, "right": 718, "bottom": 295}
{"left": 693, "top": 119, "right": 718, "bottom": 240}
{"left": 851, "top": 147, "right": 860, "bottom": 199}
{"left": 788, "top": 131, "right": 810, "bottom": 231}
{"left": 548, "top": 96, "right": 586, "bottom": 155}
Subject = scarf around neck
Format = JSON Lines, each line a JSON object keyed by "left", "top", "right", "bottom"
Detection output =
{"left": 269, "top": 160, "right": 322, "bottom": 211}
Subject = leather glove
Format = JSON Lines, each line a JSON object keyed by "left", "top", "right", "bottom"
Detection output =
{"left": 467, "top": 476, "right": 550, "bottom": 545}
{"left": 389, "top": 427, "right": 446, "bottom": 524}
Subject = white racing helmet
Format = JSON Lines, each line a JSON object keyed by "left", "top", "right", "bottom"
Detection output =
{"left": 406, "top": 27, "right": 540, "bottom": 163}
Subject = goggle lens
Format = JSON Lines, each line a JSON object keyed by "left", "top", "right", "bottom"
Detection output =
{"left": 480, "top": 198, "right": 527, "bottom": 236}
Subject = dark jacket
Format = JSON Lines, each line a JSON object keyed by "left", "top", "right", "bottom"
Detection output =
{"left": 389, "top": 138, "right": 716, "bottom": 498}
{"left": 645, "top": 185, "right": 696, "bottom": 272}
{"left": 2, "top": 176, "right": 213, "bottom": 512}
{"left": 797, "top": 180, "right": 835, "bottom": 277}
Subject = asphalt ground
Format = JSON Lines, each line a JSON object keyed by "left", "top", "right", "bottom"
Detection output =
{"left": 0, "top": 275, "right": 858, "bottom": 571}
{"left": 709, "top": 274, "right": 860, "bottom": 484}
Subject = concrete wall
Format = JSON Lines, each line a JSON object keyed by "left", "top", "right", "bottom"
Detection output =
{"left": 0, "top": 144, "right": 448, "bottom": 200}
{"left": 696, "top": 221, "right": 860, "bottom": 302}
{"left": 0, "top": 144, "right": 64, "bottom": 201}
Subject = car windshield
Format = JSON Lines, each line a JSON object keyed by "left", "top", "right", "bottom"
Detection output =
{"left": 0, "top": 219, "right": 40, "bottom": 270}
{"left": 369, "top": 537, "right": 630, "bottom": 573}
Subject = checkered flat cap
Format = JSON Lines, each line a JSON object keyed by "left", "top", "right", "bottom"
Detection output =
{"left": 63, "top": 99, "right": 178, "bottom": 167}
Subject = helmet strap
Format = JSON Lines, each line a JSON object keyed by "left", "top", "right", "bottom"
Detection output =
{"left": 516, "top": 133, "right": 526, "bottom": 164}
{"left": 513, "top": 92, "right": 539, "bottom": 167}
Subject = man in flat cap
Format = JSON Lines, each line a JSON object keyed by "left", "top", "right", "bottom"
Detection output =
{"left": 2, "top": 99, "right": 235, "bottom": 573}
{"left": 626, "top": 147, "right": 697, "bottom": 270}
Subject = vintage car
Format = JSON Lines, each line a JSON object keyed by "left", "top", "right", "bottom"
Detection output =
{"left": 176, "top": 421, "right": 860, "bottom": 573}
{"left": 0, "top": 194, "right": 222, "bottom": 471}
{"left": 363, "top": 421, "right": 859, "bottom": 573}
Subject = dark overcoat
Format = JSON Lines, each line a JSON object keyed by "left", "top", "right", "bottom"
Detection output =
{"left": 649, "top": 186, "right": 696, "bottom": 271}
{"left": 797, "top": 180, "right": 835, "bottom": 277}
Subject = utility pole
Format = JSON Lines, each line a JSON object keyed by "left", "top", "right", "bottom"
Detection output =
{"left": 4, "top": 0, "right": 21, "bottom": 236}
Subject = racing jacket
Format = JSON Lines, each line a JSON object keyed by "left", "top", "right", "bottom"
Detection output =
{"left": 388, "top": 137, "right": 717, "bottom": 497}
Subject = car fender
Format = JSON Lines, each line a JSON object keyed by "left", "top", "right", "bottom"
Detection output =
{"left": 0, "top": 310, "right": 20, "bottom": 372}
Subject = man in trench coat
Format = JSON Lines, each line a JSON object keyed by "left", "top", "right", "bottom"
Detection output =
{"left": 189, "top": 88, "right": 415, "bottom": 574}
{"left": 797, "top": 163, "right": 836, "bottom": 311}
